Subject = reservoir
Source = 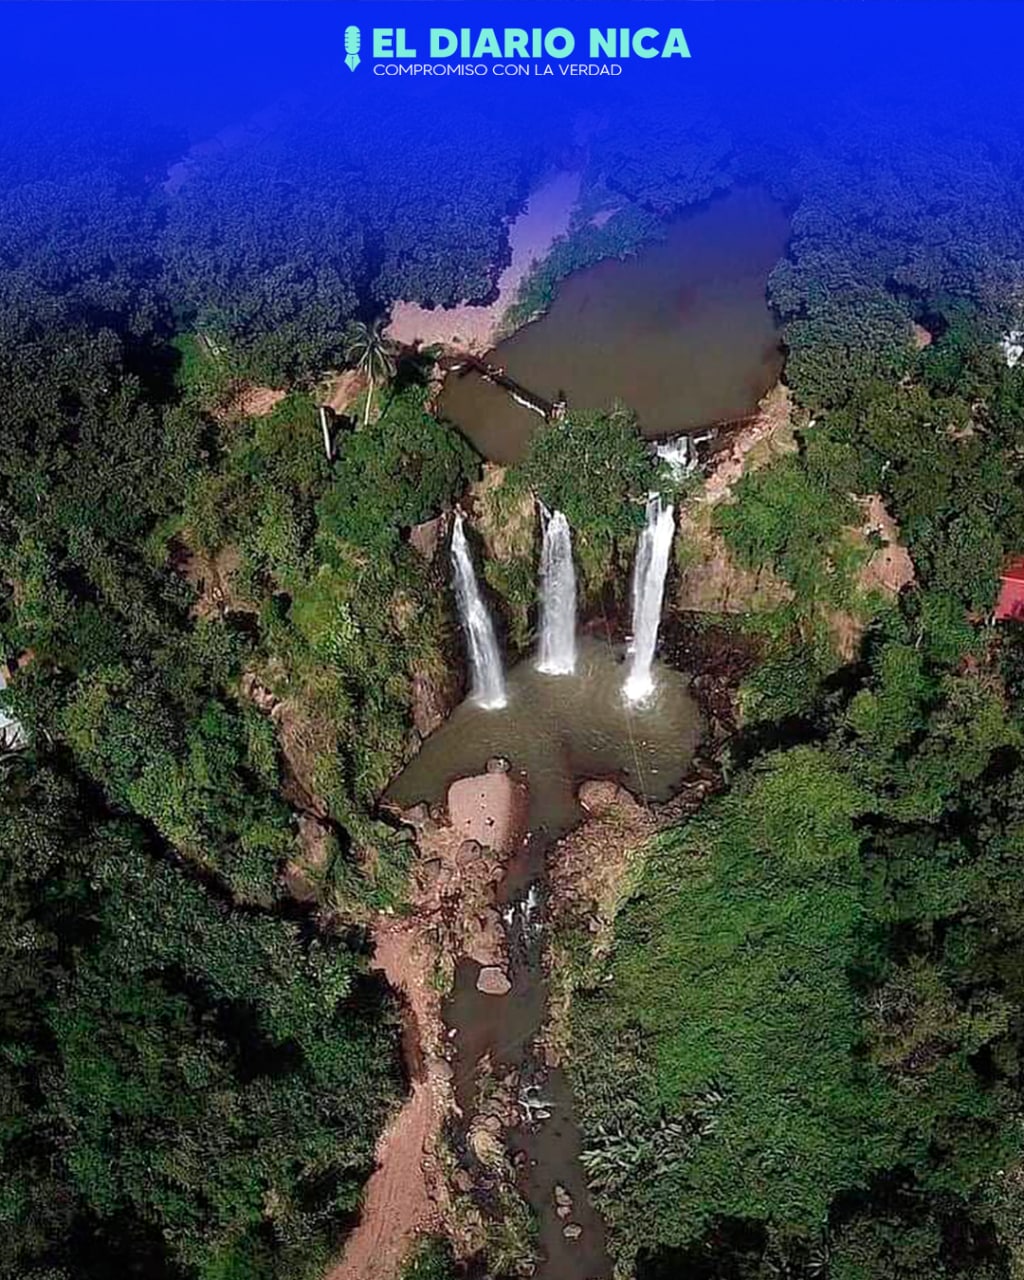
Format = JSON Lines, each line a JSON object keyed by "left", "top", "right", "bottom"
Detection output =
{"left": 440, "top": 187, "right": 788, "bottom": 464}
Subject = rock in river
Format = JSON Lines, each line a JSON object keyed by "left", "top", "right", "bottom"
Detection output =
{"left": 476, "top": 965, "right": 512, "bottom": 996}
{"left": 447, "top": 772, "right": 528, "bottom": 853}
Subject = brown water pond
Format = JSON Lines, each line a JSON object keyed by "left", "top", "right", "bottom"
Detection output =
{"left": 389, "top": 637, "right": 699, "bottom": 837}
{"left": 439, "top": 187, "right": 788, "bottom": 464}
{"left": 389, "top": 639, "right": 701, "bottom": 1279}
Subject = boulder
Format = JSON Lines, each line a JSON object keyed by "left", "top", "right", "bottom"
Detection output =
{"left": 466, "top": 907, "right": 506, "bottom": 968}
{"left": 402, "top": 802, "right": 431, "bottom": 830}
{"left": 411, "top": 668, "right": 455, "bottom": 738}
{"left": 456, "top": 839, "right": 483, "bottom": 865}
{"left": 578, "top": 779, "right": 627, "bottom": 816}
{"left": 409, "top": 515, "right": 445, "bottom": 561}
{"left": 430, "top": 1056, "right": 454, "bottom": 1083}
{"left": 447, "top": 772, "right": 528, "bottom": 853}
{"left": 476, "top": 965, "right": 512, "bottom": 996}
{"left": 415, "top": 857, "right": 443, "bottom": 886}
{"left": 283, "top": 814, "right": 332, "bottom": 902}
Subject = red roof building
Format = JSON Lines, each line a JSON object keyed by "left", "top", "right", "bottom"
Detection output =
{"left": 995, "top": 558, "right": 1024, "bottom": 621}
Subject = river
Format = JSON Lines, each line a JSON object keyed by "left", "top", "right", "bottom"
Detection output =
{"left": 389, "top": 640, "right": 701, "bottom": 1278}
{"left": 439, "top": 187, "right": 788, "bottom": 464}
{"left": 387, "top": 188, "right": 785, "bottom": 1276}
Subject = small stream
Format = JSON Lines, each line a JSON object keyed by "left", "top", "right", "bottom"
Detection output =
{"left": 390, "top": 640, "right": 700, "bottom": 1278}
{"left": 446, "top": 846, "right": 614, "bottom": 1280}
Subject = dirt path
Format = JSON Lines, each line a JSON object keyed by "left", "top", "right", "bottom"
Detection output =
{"left": 325, "top": 921, "right": 448, "bottom": 1280}
{"left": 228, "top": 385, "right": 286, "bottom": 418}
{"left": 387, "top": 170, "right": 581, "bottom": 354}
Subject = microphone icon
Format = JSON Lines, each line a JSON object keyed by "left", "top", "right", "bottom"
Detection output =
{"left": 344, "top": 26, "right": 361, "bottom": 71}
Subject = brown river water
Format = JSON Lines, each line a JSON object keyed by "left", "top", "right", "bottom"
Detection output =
{"left": 389, "top": 640, "right": 701, "bottom": 1279}
{"left": 385, "top": 189, "right": 786, "bottom": 1277}
{"left": 439, "top": 187, "right": 788, "bottom": 464}
{"left": 391, "top": 638, "right": 700, "bottom": 838}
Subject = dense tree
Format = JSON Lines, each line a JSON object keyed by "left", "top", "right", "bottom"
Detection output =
{"left": 160, "top": 102, "right": 541, "bottom": 383}
{"left": 571, "top": 648, "right": 1024, "bottom": 1275}
{"left": 0, "top": 99, "right": 473, "bottom": 1280}
{"left": 769, "top": 114, "right": 1024, "bottom": 410}
{"left": 8, "top": 61, "right": 1024, "bottom": 1280}
{"left": 343, "top": 319, "right": 399, "bottom": 428}
{"left": 0, "top": 759, "right": 399, "bottom": 1280}
{"left": 318, "top": 385, "right": 476, "bottom": 551}
{"left": 581, "top": 98, "right": 735, "bottom": 217}
{"left": 506, "top": 406, "right": 662, "bottom": 595}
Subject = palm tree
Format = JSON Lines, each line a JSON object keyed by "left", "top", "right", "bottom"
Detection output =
{"left": 343, "top": 318, "right": 398, "bottom": 427}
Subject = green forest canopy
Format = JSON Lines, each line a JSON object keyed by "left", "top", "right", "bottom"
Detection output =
{"left": 567, "top": 154, "right": 1024, "bottom": 1277}
{"left": 4, "top": 85, "right": 1024, "bottom": 1280}
{"left": 0, "top": 102, "right": 482, "bottom": 1280}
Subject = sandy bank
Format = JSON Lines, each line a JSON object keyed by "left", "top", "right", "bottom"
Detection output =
{"left": 327, "top": 768, "right": 528, "bottom": 1280}
{"left": 387, "top": 170, "right": 581, "bottom": 354}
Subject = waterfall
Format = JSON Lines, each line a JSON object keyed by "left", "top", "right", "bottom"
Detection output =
{"left": 655, "top": 435, "right": 698, "bottom": 480}
{"left": 451, "top": 513, "right": 508, "bottom": 710}
{"left": 0, "top": 668, "right": 27, "bottom": 752}
{"left": 536, "top": 506, "right": 577, "bottom": 676}
{"left": 623, "top": 494, "right": 675, "bottom": 705}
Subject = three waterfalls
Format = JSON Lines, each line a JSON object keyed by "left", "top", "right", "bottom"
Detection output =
{"left": 450, "top": 497, "right": 674, "bottom": 709}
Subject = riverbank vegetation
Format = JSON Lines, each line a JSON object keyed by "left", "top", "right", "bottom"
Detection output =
{"left": 162, "top": 98, "right": 545, "bottom": 384}
{"left": 0, "top": 102, "right": 477, "bottom": 1280}
{"left": 6, "top": 75, "right": 1024, "bottom": 1280}
{"left": 567, "top": 130, "right": 1024, "bottom": 1278}
{"left": 399, "top": 1236, "right": 460, "bottom": 1280}
{"left": 473, "top": 405, "right": 677, "bottom": 652}
{"left": 502, "top": 102, "right": 736, "bottom": 336}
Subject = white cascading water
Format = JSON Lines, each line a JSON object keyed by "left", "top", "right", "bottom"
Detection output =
{"left": 655, "top": 434, "right": 698, "bottom": 481}
{"left": 451, "top": 513, "right": 508, "bottom": 710}
{"left": 0, "top": 668, "right": 27, "bottom": 752}
{"left": 623, "top": 493, "right": 675, "bottom": 705}
{"left": 536, "top": 506, "right": 577, "bottom": 676}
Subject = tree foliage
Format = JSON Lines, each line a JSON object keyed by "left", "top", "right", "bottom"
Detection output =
{"left": 0, "top": 97, "right": 478, "bottom": 1280}
{"left": 0, "top": 761, "right": 399, "bottom": 1280}
{"left": 161, "top": 103, "right": 540, "bottom": 383}
{"left": 572, "top": 301, "right": 1024, "bottom": 1280}
{"left": 508, "top": 405, "right": 661, "bottom": 595}
{"left": 572, "top": 631, "right": 1024, "bottom": 1275}
{"left": 770, "top": 115, "right": 1024, "bottom": 410}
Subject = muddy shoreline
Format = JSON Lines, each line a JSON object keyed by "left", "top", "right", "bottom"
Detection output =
{"left": 358, "top": 614, "right": 747, "bottom": 1280}
{"left": 329, "top": 338, "right": 796, "bottom": 1280}
{"left": 436, "top": 188, "right": 787, "bottom": 465}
